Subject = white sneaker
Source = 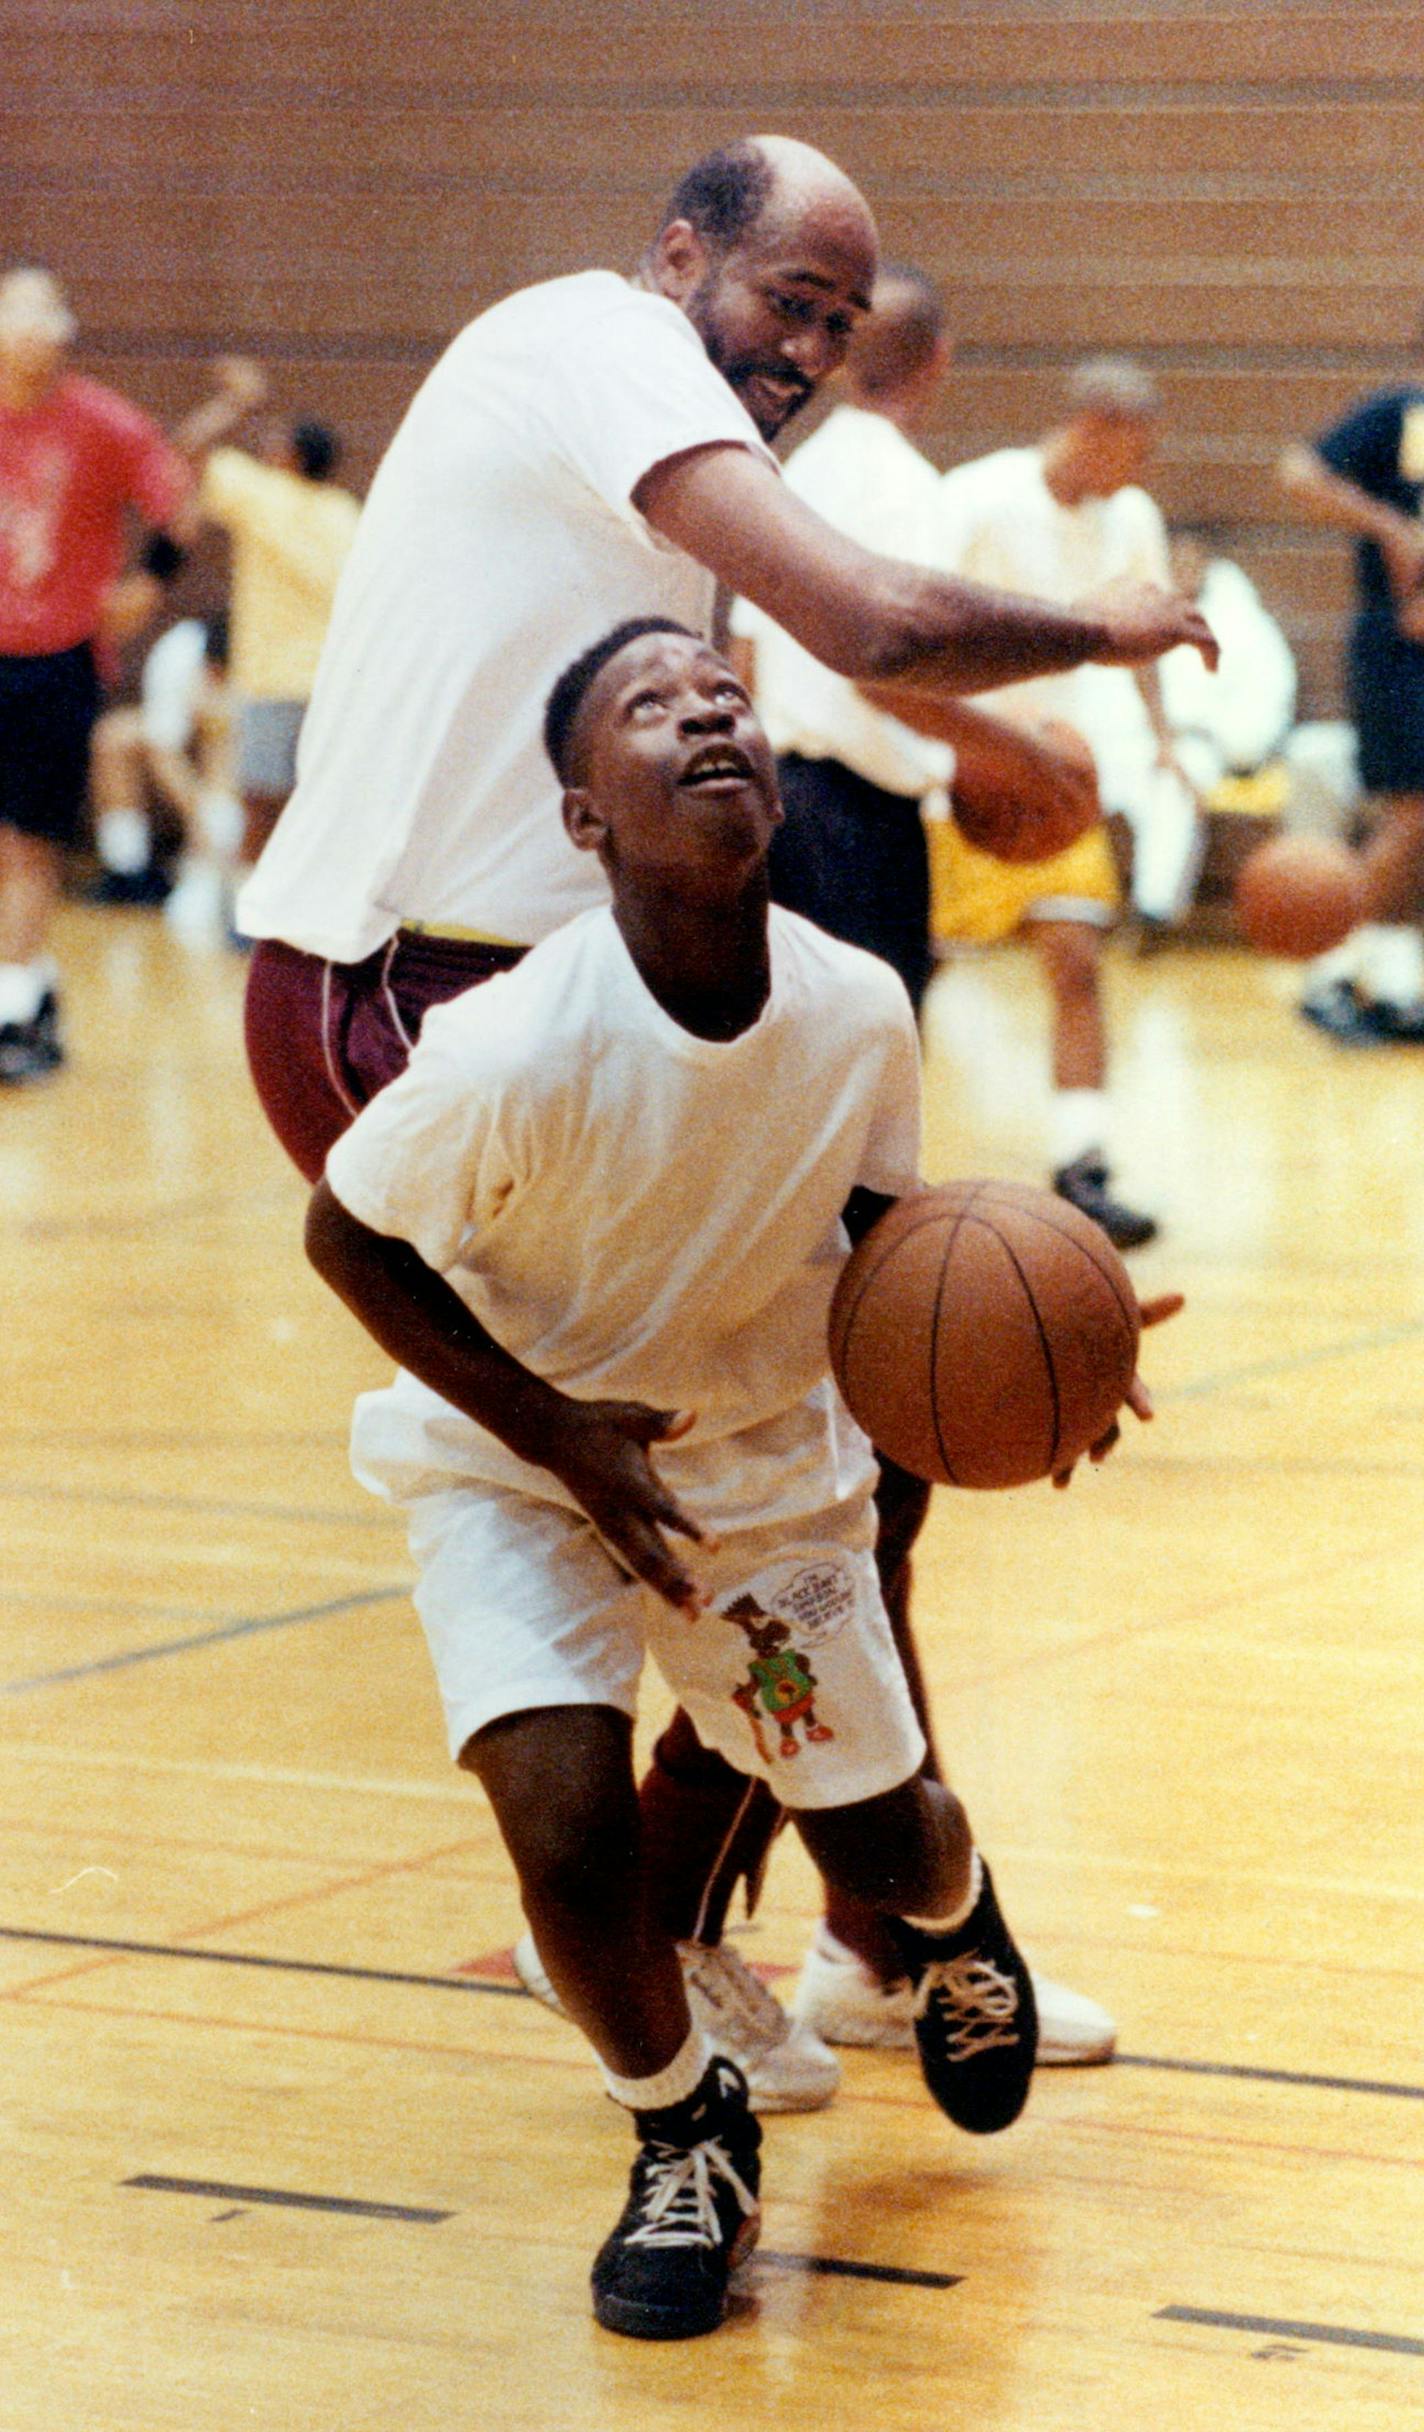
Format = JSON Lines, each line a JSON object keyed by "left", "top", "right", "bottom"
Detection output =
{"left": 511, "top": 1929, "right": 840, "bottom": 2114}
{"left": 162, "top": 858, "right": 230, "bottom": 945}
{"left": 791, "top": 1928, "right": 1116, "bottom": 2066}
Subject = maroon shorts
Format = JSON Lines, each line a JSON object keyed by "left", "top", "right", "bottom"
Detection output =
{"left": 244, "top": 932, "right": 527, "bottom": 1183}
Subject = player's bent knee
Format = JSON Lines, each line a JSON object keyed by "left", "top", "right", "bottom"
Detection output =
{"left": 794, "top": 1773, "right": 970, "bottom": 1913}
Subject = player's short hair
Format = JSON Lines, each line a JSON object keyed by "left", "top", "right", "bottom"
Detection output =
{"left": 1065, "top": 354, "right": 1162, "bottom": 421}
{"left": 851, "top": 265, "right": 947, "bottom": 398}
{"left": 292, "top": 418, "right": 340, "bottom": 480}
{"left": 658, "top": 142, "right": 776, "bottom": 256}
{"left": 543, "top": 617, "right": 698, "bottom": 786}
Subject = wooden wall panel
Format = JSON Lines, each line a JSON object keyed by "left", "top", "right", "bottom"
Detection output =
{"left": 9, "top": 0, "right": 1419, "bottom": 714}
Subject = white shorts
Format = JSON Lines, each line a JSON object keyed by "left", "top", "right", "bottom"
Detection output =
{"left": 402, "top": 1480, "right": 926, "bottom": 1810}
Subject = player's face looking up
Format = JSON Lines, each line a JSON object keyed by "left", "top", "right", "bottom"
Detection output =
{"left": 657, "top": 203, "right": 876, "bottom": 440}
{"left": 562, "top": 632, "right": 782, "bottom": 891}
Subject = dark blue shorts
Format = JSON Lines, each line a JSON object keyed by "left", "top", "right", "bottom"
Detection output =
{"left": 1348, "top": 611, "right": 1424, "bottom": 795}
{"left": 0, "top": 643, "right": 103, "bottom": 846}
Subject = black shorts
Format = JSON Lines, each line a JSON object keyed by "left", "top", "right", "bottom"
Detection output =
{"left": 0, "top": 643, "right": 103, "bottom": 847}
{"left": 1347, "top": 610, "right": 1424, "bottom": 795}
{"left": 770, "top": 752, "right": 932, "bottom": 1015}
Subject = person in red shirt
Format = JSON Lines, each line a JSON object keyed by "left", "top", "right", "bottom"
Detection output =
{"left": 0, "top": 266, "right": 193, "bottom": 1080}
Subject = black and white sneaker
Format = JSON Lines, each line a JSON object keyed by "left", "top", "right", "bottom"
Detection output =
{"left": 591, "top": 2056, "right": 762, "bottom": 2340}
{"left": 1052, "top": 1154, "right": 1158, "bottom": 1251}
{"left": 890, "top": 1863, "right": 1038, "bottom": 2135}
{"left": 0, "top": 991, "right": 64, "bottom": 1084}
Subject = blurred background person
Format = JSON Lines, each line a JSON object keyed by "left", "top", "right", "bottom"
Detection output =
{"left": 87, "top": 609, "right": 241, "bottom": 940}
{"left": 177, "top": 355, "right": 360, "bottom": 886}
{"left": 1158, "top": 526, "right": 1298, "bottom": 802}
{"left": 0, "top": 264, "right": 192, "bottom": 1082}
{"left": 1279, "top": 333, "right": 1424, "bottom": 1043}
{"left": 930, "top": 355, "right": 1200, "bottom": 1247}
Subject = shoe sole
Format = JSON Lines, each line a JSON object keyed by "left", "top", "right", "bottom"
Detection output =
{"left": 592, "top": 2213, "right": 760, "bottom": 2340}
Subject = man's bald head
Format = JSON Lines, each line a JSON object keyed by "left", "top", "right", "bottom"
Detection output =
{"left": 656, "top": 136, "right": 876, "bottom": 269}
{"left": 645, "top": 137, "right": 878, "bottom": 439}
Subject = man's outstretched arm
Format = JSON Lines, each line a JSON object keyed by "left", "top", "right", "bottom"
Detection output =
{"left": 637, "top": 443, "right": 1219, "bottom": 692}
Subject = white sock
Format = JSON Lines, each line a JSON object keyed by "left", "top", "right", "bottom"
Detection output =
{"left": 1355, "top": 923, "right": 1424, "bottom": 1010}
{"left": 96, "top": 807, "right": 152, "bottom": 875}
{"left": 197, "top": 788, "right": 245, "bottom": 858}
{"left": 0, "top": 959, "right": 53, "bottom": 1026}
{"left": 600, "top": 2022, "right": 711, "bottom": 2113}
{"left": 1050, "top": 1087, "right": 1109, "bottom": 1171}
{"left": 905, "top": 1849, "right": 984, "bottom": 1937}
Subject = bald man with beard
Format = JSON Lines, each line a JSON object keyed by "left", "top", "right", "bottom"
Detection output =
{"left": 237, "top": 136, "right": 1213, "bottom": 2107}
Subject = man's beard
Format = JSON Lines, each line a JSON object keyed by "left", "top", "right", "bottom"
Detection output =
{"left": 688, "top": 283, "right": 814, "bottom": 440}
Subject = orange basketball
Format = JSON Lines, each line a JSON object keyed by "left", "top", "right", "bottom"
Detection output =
{"left": 1233, "top": 834, "right": 1366, "bottom": 959}
{"left": 829, "top": 1180, "right": 1141, "bottom": 1489}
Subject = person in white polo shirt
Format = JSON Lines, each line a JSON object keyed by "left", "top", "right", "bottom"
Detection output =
{"left": 728, "top": 266, "right": 956, "bottom": 1018}
{"left": 237, "top": 135, "right": 1215, "bottom": 2109}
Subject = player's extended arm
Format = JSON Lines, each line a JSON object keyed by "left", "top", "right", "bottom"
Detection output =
{"left": 637, "top": 444, "right": 1219, "bottom": 690}
{"left": 174, "top": 354, "right": 271, "bottom": 463}
{"left": 1278, "top": 442, "right": 1424, "bottom": 600}
{"left": 305, "top": 1179, "right": 708, "bottom": 1610}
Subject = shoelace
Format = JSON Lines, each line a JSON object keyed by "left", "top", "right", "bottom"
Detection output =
{"left": 914, "top": 1952, "right": 1022, "bottom": 2061}
{"left": 678, "top": 1944, "right": 786, "bottom": 2054}
{"left": 625, "top": 2137, "right": 758, "bottom": 2251}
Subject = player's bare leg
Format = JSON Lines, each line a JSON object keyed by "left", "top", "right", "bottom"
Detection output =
{"left": 465, "top": 1702, "right": 762, "bottom": 2341}
{"left": 1033, "top": 913, "right": 1157, "bottom": 1250}
{"left": 464, "top": 1703, "right": 691, "bottom": 2075}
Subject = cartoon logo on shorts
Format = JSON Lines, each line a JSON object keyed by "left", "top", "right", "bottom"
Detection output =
{"left": 722, "top": 1593, "right": 837, "bottom": 1762}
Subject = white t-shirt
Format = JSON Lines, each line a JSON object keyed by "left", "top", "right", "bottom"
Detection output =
{"left": 936, "top": 445, "right": 1170, "bottom": 759}
{"left": 235, "top": 273, "right": 774, "bottom": 962}
{"left": 326, "top": 905, "right": 921, "bottom": 1532}
{"left": 139, "top": 617, "right": 209, "bottom": 754}
{"left": 1158, "top": 556, "right": 1297, "bottom": 777}
{"left": 730, "top": 405, "right": 954, "bottom": 800}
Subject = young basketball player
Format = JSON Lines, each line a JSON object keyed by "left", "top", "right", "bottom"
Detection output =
{"left": 305, "top": 619, "right": 1044, "bottom": 2341}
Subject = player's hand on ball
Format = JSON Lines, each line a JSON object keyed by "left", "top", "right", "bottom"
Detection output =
{"left": 543, "top": 1399, "right": 711, "bottom": 1612}
{"left": 1080, "top": 578, "right": 1220, "bottom": 673}
{"left": 1053, "top": 1292, "right": 1184, "bottom": 1488}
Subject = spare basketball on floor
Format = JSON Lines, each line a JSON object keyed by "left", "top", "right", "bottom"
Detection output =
{"left": 829, "top": 1180, "right": 1141, "bottom": 1489}
{"left": 1233, "top": 833, "right": 1366, "bottom": 959}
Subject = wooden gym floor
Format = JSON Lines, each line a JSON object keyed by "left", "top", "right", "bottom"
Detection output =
{"left": 3, "top": 904, "right": 1420, "bottom": 2430}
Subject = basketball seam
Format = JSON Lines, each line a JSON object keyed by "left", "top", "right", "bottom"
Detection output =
{"left": 976, "top": 1194, "right": 1139, "bottom": 1335}
{"left": 995, "top": 1231, "right": 1062, "bottom": 1473}
{"left": 926, "top": 1201, "right": 977, "bottom": 1487}
{"left": 833, "top": 1187, "right": 994, "bottom": 1456}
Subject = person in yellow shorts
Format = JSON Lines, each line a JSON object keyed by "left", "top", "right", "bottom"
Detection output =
{"left": 929, "top": 731, "right": 1152, "bottom": 1248}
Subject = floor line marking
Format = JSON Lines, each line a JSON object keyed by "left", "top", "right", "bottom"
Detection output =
{"left": 0, "top": 1585, "right": 409, "bottom": 1696}
{"left": 1118, "top": 2052, "right": 1424, "bottom": 2102}
{"left": 0, "top": 1474, "right": 394, "bottom": 1532}
{"left": 1156, "top": 2305, "right": 1424, "bottom": 2359}
{"left": 0, "top": 1924, "right": 528, "bottom": 1998}
{"left": 1161, "top": 1315, "right": 1424, "bottom": 1406}
{"left": 760, "top": 2249, "right": 962, "bottom": 2290}
{"left": 3, "top": 1928, "right": 1420, "bottom": 2109}
{"left": 124, "top": 2173, "right": 452, "bottom": 2224}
